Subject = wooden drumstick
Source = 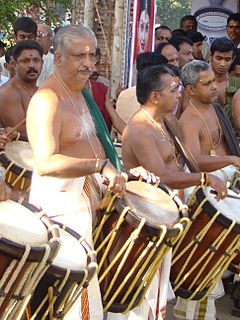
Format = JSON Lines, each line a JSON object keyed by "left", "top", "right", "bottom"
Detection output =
{"left": 5, "top": 118, "right": 26, "bottom": 137}
{"left": 210, "top": 189, "right": 240, "bottom": 200}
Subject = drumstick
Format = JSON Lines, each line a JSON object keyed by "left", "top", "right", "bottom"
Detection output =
{"left": 5, "top": 118, "right": 26, "bottom": 137}
{"left": 210, "top": 189, "right": 240, "bottom": 200}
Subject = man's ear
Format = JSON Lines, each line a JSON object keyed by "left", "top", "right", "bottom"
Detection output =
{"left": 185, "top": 84, "right": 195, "bottom": 97}
{"left": 54, "top": 52, "right": 61, "bottom": 65}
{"left": 149, "top": 91, "right": 160, "bottom": 105}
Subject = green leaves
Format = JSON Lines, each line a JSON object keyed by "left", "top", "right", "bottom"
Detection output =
{"left": 155, "top": 0, "right": 192, "bottom": 30}
{"left": 0, "top": 0, "right": 73, "bottom": 44}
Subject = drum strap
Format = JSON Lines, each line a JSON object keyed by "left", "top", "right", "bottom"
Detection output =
{"left": 213, "top": 103, "right": 240, "bottom": 157}
{"left": 164, "top": 118, "right": 200, "bottom": 173}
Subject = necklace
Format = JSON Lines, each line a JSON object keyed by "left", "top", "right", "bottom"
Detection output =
{"left": 190, "top": 100, "right": 222, "bottom": 156}
{"left": 53, "top": 73, "right": 102, "bottom": 160}
{"left": 141, "top": 107, "right": 182, "bottom": 168}
{"left": 15, "top": 77, "right": 37, "bottom": 99}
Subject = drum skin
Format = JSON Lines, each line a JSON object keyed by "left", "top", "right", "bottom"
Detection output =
{"left": 0, "top": 140, "right": 33, "bottom": 193}
{"left": 170, "top": 187, "right": 240, "bottom": 300}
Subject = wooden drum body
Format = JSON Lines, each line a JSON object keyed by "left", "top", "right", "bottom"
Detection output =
{"left": 93, "top": 181, "right": 188, "bottom": 313}
{"left": 0, "top": 198, "right": 60, "bottom": 320}
{"left": 30, "top": 222, "right": 98, "bottom": 320}
{"left": 171, "top": 186, "right": 240, "bottom": 300}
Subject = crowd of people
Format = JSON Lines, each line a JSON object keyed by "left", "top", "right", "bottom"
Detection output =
{"left": 0, "top": 10, "right": 240, "bottom": 320}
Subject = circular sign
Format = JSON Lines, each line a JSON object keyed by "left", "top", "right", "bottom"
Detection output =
{"left": 195, "top": 6, "right": 233, "bottom": 32}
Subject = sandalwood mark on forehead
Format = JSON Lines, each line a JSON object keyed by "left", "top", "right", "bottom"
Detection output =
{"left": 198, "top": 72, "right": 215, "bottom": 85}
{"left": 83, "top": 46, "right": 91, "bottom": 52}
{"left": 169, "top": 80, "right": 177, "bottom": 88}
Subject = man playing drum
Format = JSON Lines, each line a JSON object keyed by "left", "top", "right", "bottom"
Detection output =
{"left": 177, "top": 60, "right": 240, "bottom": 319}
{"left": 179, "top": 60, "right": 240, "bottom": 187}
{"left": 0, "top": 40, "right": 43, "bottom": 139}
{"left": 121, "top": 64, "right": 227, "bottom": 320}
{"left": 27, "top": 24, "right": 156, "bottom": 320}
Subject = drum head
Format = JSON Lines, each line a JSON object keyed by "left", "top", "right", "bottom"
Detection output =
{"left": 5, "top": 140, "right": 34, "bottom": 171}
{"left": 203, "top": 187, "right": 240, "bottom": 224}
{"left": 0, "top": 200, "right": 48, "bottom": 245}
{"left": 124, "top": 181, "right": 179, "bottom": 227}
{"left": 53, "top": 228, "right": 87, "bottom": 271}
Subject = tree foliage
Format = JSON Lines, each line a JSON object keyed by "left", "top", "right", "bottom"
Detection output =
{"left": 156, "top": 0, "right": 192, "bottom": 30}
{"left": 0, "top": 0, "right": 72, "bottom": 42}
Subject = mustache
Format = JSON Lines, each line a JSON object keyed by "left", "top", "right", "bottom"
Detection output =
{"left": 77, "top": 67, "right": 92, "bottom": 72}
{"left": 27, "top": 67, "right": 38, "bottom": 74}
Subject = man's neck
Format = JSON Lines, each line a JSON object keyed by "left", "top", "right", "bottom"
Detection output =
{"left": 213, "top": 71, "right": 228, "bottom": 83}
{"left": 190, "top": 98, "right": 211, "bottom": 111}
{"left": 15, "top": 76, "right": 37, "bottom": 89}
{"left": 54, "top": 69, "right": 85, "bottom": 94}
{"left": 141, "top": 104, "right": 167, "bottom": 123}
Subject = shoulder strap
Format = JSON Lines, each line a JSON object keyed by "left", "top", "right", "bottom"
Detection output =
{"left": 164, "top": 118, "right": 200, "bottom": 173}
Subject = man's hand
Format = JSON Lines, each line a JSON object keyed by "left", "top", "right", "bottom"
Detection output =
{"left": 5, "top": 127, "right": 19, "bottom": 141}
{"left": 208, "top": 174, "right": 228, "bottom": 200}
{"left": 129, "top": 166, "right": 160, "bottom": 184}
{"left": 101, "top": 160, "right": 126, "bottom": 195}
{"left": 231, "top": 156, "right": 240, "bottom": 169}
{"left": 0, "top": 128, "right": 10, "bottom": 150}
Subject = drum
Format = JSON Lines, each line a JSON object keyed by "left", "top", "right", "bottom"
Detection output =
{"left": 0, "top": 197, "right": 60, "bottom": 320}
{"left": 93, "top": 180, "right": 188, "bottom": 313}
{"left": 30, "top": 222, "right": 98, "bottom": 320}
{"left": 0, "top": 140, "right": 34, "bottom": 193}
{"left": 171, "top": 186, "right": 240, "bottom": 301}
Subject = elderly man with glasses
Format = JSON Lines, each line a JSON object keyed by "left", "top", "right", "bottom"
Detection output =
{"left": 36, "top": 23, "right": 54, "bottom": 85}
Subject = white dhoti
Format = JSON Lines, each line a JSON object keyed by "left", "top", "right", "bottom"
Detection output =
{"left": 174, "top": 165, "right": 237, "bottom": 320}
{"left": 106, "top": 250, "right": 174, "bottom": 320}
{"left": 29, "top": 171, "right": 104, "bottom": 320}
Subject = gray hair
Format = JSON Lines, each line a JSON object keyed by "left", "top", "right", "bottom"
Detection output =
{"left": 181, "top": 60, "right": 210, "bottom": 87}
{"left": 53, "top": 24, "right": 97, "bottom": 53}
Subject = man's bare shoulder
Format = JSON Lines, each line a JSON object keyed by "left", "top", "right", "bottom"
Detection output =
{"left": 0, "top": 80, "right": 21, "bottom": 107}
{"left": 179, "top": 106, "right": 199, "bottom": 126}
{"left": 125, "top": 113, "right": 149, "bottom": 134}
{"left": 0, "top": 80, "right": 20, "bottom": 97}
{"left": 28, "top": 80, "right": 61, "bottom": 113}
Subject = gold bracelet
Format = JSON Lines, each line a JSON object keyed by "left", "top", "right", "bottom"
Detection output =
{"left": 200, "top": 172, "right": 205, "bottom": 187}
{"left": 95, "top": 158, "right": 100, "bottom": 173}
{"left": 204, "top": 172, "right": 209, "bottom": 186}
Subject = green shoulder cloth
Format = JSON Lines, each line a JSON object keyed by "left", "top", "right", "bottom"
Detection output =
{"left": 81, "top": 87, "right": 121, "bottom": 171}
{"left": 225, "top": 76, "right": 240, "bottom": 119}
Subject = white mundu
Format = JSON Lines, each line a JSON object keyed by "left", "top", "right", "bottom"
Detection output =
{"left": 30, "top": 171, "right": 104, "bottom": 320}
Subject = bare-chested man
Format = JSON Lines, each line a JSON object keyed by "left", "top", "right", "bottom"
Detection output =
{"left": 27, "top": 24, "right": 155, "bottom": 320}
{"left": 178, "top": 59, "right": 240, "bottom": 320}
{"left": 209, "top": 37, "right": 240, "bottom": 118}
{"left": 180, "top": 60, "right": 240, "bottom": 172}
{"left": 121, "top": 64, "right": 227, "bottom": 320}
{"left": 122, "top": 64, "right": 226, "bottom": 193}
{"left": 0, "top": 40, "right": 43, "bottom": 139}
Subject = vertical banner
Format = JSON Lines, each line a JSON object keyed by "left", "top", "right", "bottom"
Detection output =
{"left": 192, "top": 0, "right": 239, "bottom": 46}
{"left": 128, "top": 0, "right": 155, "bottom": 87}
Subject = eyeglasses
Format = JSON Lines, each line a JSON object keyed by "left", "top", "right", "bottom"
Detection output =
{"left": 37, "top": 31, "right": 49, "bottom": 38}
